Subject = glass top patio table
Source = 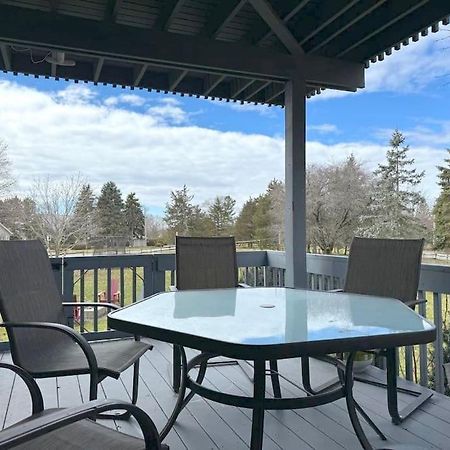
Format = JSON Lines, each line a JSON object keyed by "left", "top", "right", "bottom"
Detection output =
{"left": 108, "top": 287, "right": 435, "bottom": 360}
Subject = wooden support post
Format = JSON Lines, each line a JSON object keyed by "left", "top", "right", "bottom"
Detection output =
{"left": 284, "top": 78, "right": 307, "bottom": 288}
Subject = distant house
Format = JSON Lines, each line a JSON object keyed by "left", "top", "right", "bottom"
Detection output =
{"left": 0, "top": 223, "right": 12, "bottom": 240}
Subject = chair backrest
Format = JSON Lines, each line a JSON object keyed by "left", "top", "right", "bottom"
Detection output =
{"left": 175, "top": 236, "right": 238, "bottom": 290}
{"left": 344, "top": 237, "right": 424, "bottom": 304}
{"left": 0, "top": 240, "right": 67, "bottom": 369}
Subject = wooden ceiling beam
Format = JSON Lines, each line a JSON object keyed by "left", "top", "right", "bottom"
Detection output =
{"left": 231, "top": 79, "right": 255, "bottom": 97}
{"left": 257, "top": 0, "right": 311, "bottom": 45}
{"left": 169, "top": 69, "right": 188, "bottom": 90}
{"left": 264, "top": 83, "right": 285, "bottom": 103}
{"left": 248, "top": 0, "right": 303, "bottom": 56}
{"left": 337, "top": 0, "right": 428, "bottom": 57}
{"left": 244, "top": 80, "right": 271, "bottom": 101}
{"left": 155, "top": 0, "right": 187, "bottom": 31}
{"left": 203, "top": 74, "right": 226, "bottom": 96}
{"left": 308, "top": 0, "right": 387, "bottom": 54}
{"left": 133, "top": 63, "right": 148, "bottom": 86}
{"left": 48, "top": 0, "right": 59, "bottom": 12}
{"left": 299, "top": 0, "right": 360, "bottom": 46}
{"left": 93, "top": 57, "right": 105, "bottom": 82}
{"left": 105, "top": 0, "right": 124, "bottom": 22}
{"left": 204, "top": 0, "right": 247, "bottom": 39}
{"left": 0, "top": 43, "right": 11, "bottom": 71}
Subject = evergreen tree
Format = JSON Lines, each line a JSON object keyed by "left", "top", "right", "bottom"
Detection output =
{"left": 124, "top": 192, "right": 145, "bottom": 239}
{"left": 433, "top": 149, "right": 450, "bottom": 249}
{"left": 368, "top": 130, "right": 426, "bottom": 238}
{"left": 96, "top": 181, "right": 125, "bottom": 236}
{"left": 235, "top": 197, "right": 258, "bottom": 243}
{"left": 164, "top": 185, "right": 208, "bottom": 239}
{"left": 74, "top": 184, "right": 96, "bottom": 240}
{"left": 207, "top": 195, "right": 236, "bottom": 236}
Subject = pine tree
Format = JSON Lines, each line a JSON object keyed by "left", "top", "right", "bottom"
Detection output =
{"left": 433, "top": 149, "right": 450, "bottom": 249}
{"left": 74, "top": 184, "right": 96, "bottom": 240}
{"left": 164, "top": 185, "right": 208, "bottom": 239}
{"left": 96, "top": 181, "right": 125, "bottom": 237}
{"left": 234, "top": 198, "right": 258, "bottom": 243}
{"left": 207, "top": 195, "right": 236, "bottom": 236}
{"left": 124, "top": 192, "right": 145, "bottom": 239}
{"left": 368, "top": 130, "right": 426, "bottom": 238}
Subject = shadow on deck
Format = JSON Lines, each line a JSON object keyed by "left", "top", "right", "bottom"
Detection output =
{"left": 1, "top": 339, "right": 449, "bottom": 449}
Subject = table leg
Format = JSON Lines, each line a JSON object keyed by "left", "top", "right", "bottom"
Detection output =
{"left": 161, "top": 345, "right": 188, "bottom": 441}
{"left": 251, "top": 360, "right": 266, "bottom": 450}
{"left": 344, "top": 352, "right": 372, "bottom": 450}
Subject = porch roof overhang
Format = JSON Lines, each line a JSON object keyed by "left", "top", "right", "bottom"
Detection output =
{"left": 0, "top": 1, "right": 448, "bottom": 106}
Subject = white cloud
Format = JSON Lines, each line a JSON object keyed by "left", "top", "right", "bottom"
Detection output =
{"left": 0, "top": 79, "right": 445, "bottom": 216}
{"left": 309, "top": 124, "right": 339, "bottom": 134}
{"left": 310, "top": 27, "right": 450, "bottom": 101}
{"left": 104, "top": 93, "right": 146, "bottom": 107}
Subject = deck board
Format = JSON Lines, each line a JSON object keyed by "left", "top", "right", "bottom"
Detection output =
{"left": 1, "top": 339, "right": 450, "bottom": 449}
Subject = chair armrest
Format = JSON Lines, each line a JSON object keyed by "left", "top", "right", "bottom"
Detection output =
{"left": 62, "top": 302, "right": 120, "bottom": 310}
{"left": 238, "top": 283, "right": 251, "bottom": 288}
{"left": 404, "top": 299, "right": 427, "bottom": 308}
{"left": 0, "top": 321, "right": 98, "bottom": 377}
{"left": 0, "top": 363, "right": 44, "bottom": 414}
{"left": 328, "top": 289, "right": 344, "bottom": 293}
{"left": 0, "top": 399, "right": 162, "bottom": 450}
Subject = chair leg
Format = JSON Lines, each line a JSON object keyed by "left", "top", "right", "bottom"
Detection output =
{"left": 96, "top": 361, "right": 141, "bottom": 421}
{"left": 301, "top": 357, "right": 341, "bottom": 395}
{"left": 269, "top": 360, "right": 282, "bottom": 398}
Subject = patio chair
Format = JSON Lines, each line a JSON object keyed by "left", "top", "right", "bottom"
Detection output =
{"left": 0, "top": 240, "right": 151, "bottom": 419}
{"left": 301, "top": 237, "right": 428, "bottom": 423}
{"left": 172, "top": 236, "right": 281, "bottom": 398}
{"left": 0, "top": 362, "right": 168, "bottom": 450}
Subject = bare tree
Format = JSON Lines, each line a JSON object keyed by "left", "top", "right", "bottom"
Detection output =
{"left": 0, "top": 140, "right": 15, "bottom": 197}
{"left": 145, "top": 214, "right": 166, "bottom": 243}
{"left": 26, "top": 175, "right": 91, "bottom": 256}
{"left": 306, "top": 155, "right": 373, "bottom": 254}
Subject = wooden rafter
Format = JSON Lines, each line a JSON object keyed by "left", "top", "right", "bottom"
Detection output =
{"left": 231, "top": 79, "right": 256, "bottom": 97}
{"left": 248, "top": 0, "right": 303, "bottom": 56}
{"left": 299, "top": 0, "right": 360, "bottom": 46}
{"left": 0, "top": 44, "right": 11, "bottom": 71}
{"left": 337, "top": 0, "right": 428, "bottom": 57}
{"left": 203, "top": 74, "right": 226, "bottom": 96}
{"left": 308, "top": 0, "right": 387, "bottom": 54}
{"left": 264, "top": 83, "right": 285, "bottom": 103}
{"left": 155, "top": 0, "right": 187, "bottom": 31}
{"left": 244, "top": 80, "right": 271, "bottom": 101}
{"left": 204, "top": 0, "right": 247, "bottom": 39}
{"left": 93, "top": 57, "right": 105, "bottom": 82}
{"left": 133, "top": 64, "right": 148, "bottom": 86}
{"left": 257, "top": 0, "right": 311, "bottom": 45}
{"left": 169, "top": 69, "right": 188, "bottom": 91}
{"left": 105, "top": 0, "right": 124, "bottom": 22}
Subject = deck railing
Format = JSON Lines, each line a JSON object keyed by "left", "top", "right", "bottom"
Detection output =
{"left": 34, "top": 251, "right": 450, "bottom": 395}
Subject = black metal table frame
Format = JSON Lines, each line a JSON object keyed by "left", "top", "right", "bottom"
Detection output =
{"left": 159, "top": 346, "right": 386, "bottom": 450}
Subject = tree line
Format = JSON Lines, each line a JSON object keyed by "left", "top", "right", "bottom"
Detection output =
{"left": 0, "top": 130, "right": 449, "bottom": 255}
{"left": 162, "top": 130, "right": 449, "bottom": 253}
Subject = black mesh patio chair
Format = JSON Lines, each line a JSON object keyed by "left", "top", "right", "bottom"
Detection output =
{"left": 0, "top": 240, "right": 151, "bottom": 419}
{"left": 301, "top": 237, "right": 428, "bottom": 423}
{"left": 172, "top": 236, "right": 282, "bottom": 398}
{"left": 0, "top": 362, "right": 168, "bottom": 450}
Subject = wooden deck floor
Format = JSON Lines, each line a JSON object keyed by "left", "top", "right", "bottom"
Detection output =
{"left": 1, "top": 339, "right": 450, "bottom": 449}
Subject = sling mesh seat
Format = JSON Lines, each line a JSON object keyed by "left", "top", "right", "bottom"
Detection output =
{"left": 172, "top": 236, "right": 282, "bottom": 398}
{"left": 302, "top": 237, "right": 427, "bottom": 424}
{"left": 0, "top": 362, "right": 168, "bottom": 450}
{"left": 0, "top": 240, "right": 151, "bottom": 414}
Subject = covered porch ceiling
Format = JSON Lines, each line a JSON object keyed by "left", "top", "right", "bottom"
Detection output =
{"left": 0, "top": 0, "right": 448, "bottom": 105}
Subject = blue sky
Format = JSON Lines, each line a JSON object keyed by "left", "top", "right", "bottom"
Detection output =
{"left": 0, "top": 27, "right": 449, "bottom": 216}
